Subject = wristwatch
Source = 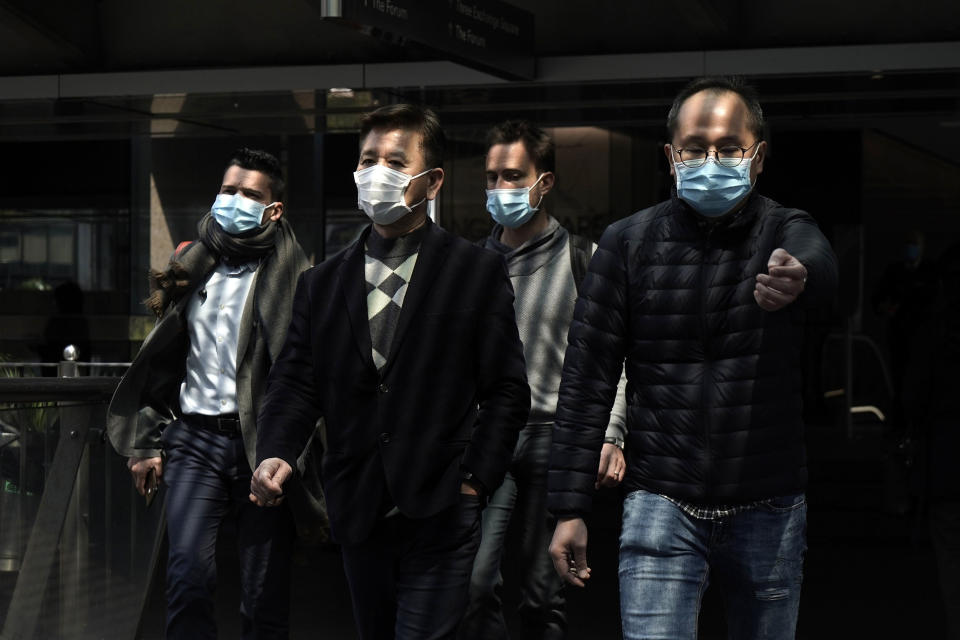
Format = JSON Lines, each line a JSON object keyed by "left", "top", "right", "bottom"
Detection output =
{"left": 603, "top": 436, "right": 625, "bottom": 450}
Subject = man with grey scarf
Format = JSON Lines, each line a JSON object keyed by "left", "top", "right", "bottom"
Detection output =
{"left": 107, "top": 148, "right": 323, "bottom": 639}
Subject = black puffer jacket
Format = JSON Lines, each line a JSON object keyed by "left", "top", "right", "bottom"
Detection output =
{"left": 548, "top": 192, "right": 838, "bottom": 517}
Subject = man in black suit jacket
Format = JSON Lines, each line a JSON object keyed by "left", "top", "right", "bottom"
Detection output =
{"left": 250, "top": 104, "right": 531, "bottom": 639}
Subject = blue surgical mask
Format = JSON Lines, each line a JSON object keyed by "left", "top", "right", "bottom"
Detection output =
{"left": 486, "top": 174, "right": 544, "bottom": 228}
{"left": 673, "top": 146, "right": 756, "bottom": 218}
{"left": 211, "top": 193, "right": 276, "bottom": 235}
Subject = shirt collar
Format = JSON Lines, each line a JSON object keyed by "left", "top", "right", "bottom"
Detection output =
{"left": 220, "top": 258, "right": 258, "bottom": 275}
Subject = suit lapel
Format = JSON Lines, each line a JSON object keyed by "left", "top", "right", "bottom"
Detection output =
{"left": 381, "top": 222, "right": 451, "bottom": 376}
{"left": 338, "top": 228, "right": 378, "bottom": 374}
{"left": 235, "top": 269, "right": 258, "bottom": 368}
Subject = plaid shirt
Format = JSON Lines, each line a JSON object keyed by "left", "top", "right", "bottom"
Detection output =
{"left": 660, "top": 494, "right": 774, "bottom": 520}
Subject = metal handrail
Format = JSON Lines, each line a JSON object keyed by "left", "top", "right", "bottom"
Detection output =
{"left": 822, "top": 326, "right": 896, "bottom": 439}
{"left": 822, "top": 332, "right": 895, "bottom": 401}
{"left": 0, "top": 347, "right": 162, "bottom": 640}
{"left": 0, "top": 377, "right": 120, "bottom": 402}
{"left": 1, "top": 362, "right": 130, "bottom": 369}
{"left": 0, "top": 363, "right": 58, "bottom": 369}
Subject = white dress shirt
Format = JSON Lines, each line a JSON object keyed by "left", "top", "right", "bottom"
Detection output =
{"left": 179, "top": 260, "right": 257, "bottom": 416}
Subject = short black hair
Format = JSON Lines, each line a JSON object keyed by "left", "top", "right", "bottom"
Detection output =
{"left": 485, "top": 120, "right": 555, "bottom": 174}
{"left": 666, "top": 76, "right": 765, "bottom": 142}
{"left": 359, "top": 104, "right": 445, "bottom": 170}
{"left": 227, "top": 147, "right": 285, "bottom": 202}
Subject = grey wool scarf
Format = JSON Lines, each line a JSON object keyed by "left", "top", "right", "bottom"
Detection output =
{"left": 146, "top": 213, "right": 307, "bottom": 362}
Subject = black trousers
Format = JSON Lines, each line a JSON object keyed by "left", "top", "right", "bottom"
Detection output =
{"left": 460, "top": 424, "right": 565, "bottom": 640}
{"left": 340, "top": 494, "right": 483, "bottom": 640}
{"left": 162, "top": 418, "right": 296, "bottom": 640}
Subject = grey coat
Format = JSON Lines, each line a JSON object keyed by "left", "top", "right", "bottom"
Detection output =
{"left": 106, "top": 239, "right": 327, "bottom": 540}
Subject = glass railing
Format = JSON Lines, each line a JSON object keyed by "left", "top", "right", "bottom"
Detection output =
{"left": 0, "top": 348, "right": 164, "bottom": 640}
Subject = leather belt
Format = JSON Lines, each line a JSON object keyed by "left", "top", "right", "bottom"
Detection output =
{"left": 182, "top": 413, "right": 241, "bottom": 437}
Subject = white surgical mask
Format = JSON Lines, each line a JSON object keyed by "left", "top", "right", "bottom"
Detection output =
{"left": 211, "top": 193, "right": 277, "bottom": 235}
{"left": 485, "top": 174, "right": 544, "bottom": 228}
{"left": 353, "top": 165, "right": 432, "bottom": 225}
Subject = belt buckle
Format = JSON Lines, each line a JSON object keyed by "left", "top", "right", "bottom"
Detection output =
{"left": 216, "top": 417, "right": 239, "bottom": 434}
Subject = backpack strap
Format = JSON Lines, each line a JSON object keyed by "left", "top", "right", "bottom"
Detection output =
{"left": 568, "top": 233, "right": 594, "bottom": 296}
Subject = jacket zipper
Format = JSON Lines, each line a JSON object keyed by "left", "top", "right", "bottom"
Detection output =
{"left": 699, "top": 227, "right": 714, "bottom": 500}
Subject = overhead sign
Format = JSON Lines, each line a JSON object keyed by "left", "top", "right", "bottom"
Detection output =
{"left": 319, "top": 0, "right": 535, "bottom": 80}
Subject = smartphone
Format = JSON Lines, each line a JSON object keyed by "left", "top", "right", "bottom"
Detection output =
{"left": 144, "top": 467, "right": 158, "bottom": 508}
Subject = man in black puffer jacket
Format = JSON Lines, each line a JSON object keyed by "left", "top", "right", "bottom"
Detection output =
{"left": 547, "top": 77, "right": 838, "bottom": 640}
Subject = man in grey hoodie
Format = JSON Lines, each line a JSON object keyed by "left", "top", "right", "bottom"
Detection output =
{"left": 459, "top": 121, "right": 627, "bottom": 640}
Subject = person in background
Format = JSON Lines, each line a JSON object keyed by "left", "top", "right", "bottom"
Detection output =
{"left": 872, "top": 229, "right": 938, "bottom": 430}
{"left": 38, "top": 280, "right": 91, "bottom": 368}
{"left": 460, "top": 119, "right": 626, "bottom": 640}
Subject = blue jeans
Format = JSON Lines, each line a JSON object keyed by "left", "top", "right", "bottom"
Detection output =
{"left": 162, "top": 418, "right": 295, "bottom": 640}
{"left": 618, "top": 490, "right": 806, "bottom": 640}
{"left": 460, "top": 424, "right": 565, "bottom": 640}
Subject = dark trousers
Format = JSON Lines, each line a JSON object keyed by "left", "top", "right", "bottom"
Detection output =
{"left": 460, "top": 424, "right": 565, "bottom": 640}
{"left": 162, "top": 418, "right": 295, "bottom": 640}
{"left": 340, "top": 494, "right": 483, "bottom": 640}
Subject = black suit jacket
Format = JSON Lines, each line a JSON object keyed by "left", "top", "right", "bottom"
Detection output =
{"left": 257, "top": 220, "right": 530, "bottom": 545}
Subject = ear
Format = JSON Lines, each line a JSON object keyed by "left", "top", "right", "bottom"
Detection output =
{"left": 664, "top": 144, "right": 677, "bottom": 179}
{"left": 537, "top": 172, "right": 556, "bottom": 197}
{"left": 752, "top": 141, "right": 767, "bottom": 177}
{"left": 266, "top": 202, "right": 283, "bottom": 223}
{"left": 425, "top": 168, "right": 445, "bottom": 201}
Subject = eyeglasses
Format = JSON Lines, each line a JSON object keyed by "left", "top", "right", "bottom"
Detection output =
{"left": 672, "top": 140, "right": 761, "bottom": 168}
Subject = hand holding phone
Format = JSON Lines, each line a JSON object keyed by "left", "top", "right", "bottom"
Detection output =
{"left": 144, "top": 467, "right": 158, "bottom": 508}
{"left": 127, "top": 456, "right": 163, "bottom": 507}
